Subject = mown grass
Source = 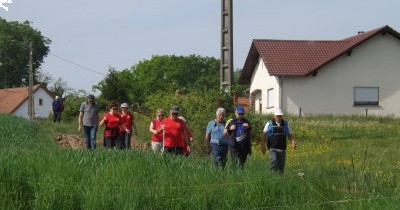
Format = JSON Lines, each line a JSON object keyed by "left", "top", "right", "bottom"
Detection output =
{"left": 0, "top": 113, "right": 399, "bottom": 209}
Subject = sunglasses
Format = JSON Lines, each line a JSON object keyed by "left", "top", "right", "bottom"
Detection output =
{"left": 112, "top": 108, "right": 118, "bottom": 110}
{"left": 172, "top": 113, "right": 178, "bottom": 116}
{"left": 158, "top": 115, "right": 164, "bottom": 117}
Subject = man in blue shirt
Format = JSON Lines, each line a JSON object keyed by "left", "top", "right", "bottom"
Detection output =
{"left": 52, "top": 96, "right": 63, "bottom": 123}
{"left": 261, "top": 109, "right": 296, "bottom": 173}
{"left": 205, "top": 107, "right": 227, "bottom": 168}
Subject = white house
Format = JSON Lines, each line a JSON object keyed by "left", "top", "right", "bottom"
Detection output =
{"left": 0, "top": 84, "right": 54, "bottom": 119}
{"left": 239, "top": 25, "right": 400, "bottom": 117}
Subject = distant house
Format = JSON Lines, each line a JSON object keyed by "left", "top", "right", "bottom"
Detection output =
{"left": 0, "top": 84, "right": 54, "bottom": 119}
{"left": 239, "top": 25, "right": 400, "bottom": 117}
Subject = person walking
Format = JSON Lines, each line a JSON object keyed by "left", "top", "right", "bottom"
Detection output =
{"left": 149, "top": 108, "right": 165, "bottom": 153}
{"left": 224, "top": 105, "right": 252, "bottom": 168}
{"left": 205, "top": 107, "right": 228, "bottom": 168}
{"left": 178, "top": 116, "right": 193, "bottom": 156}
{"left": 261, "top": 109, "right": 296, "bottom": 173}
{"left": 99, "top": 102, "right": 128, "bottom": 150}
{"left": 78, "top": 94, "right": 99, "bottom": 150}
{"left": 161, "top": 105, "right": 189, "bottom": 155}
{"left": 52, "top": 95, "right": 63, "bottom": 123}
{"left": 120, "top": 102, "right": 137, "bottom": 149}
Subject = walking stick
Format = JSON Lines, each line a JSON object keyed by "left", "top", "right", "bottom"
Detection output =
{"left": 162, "top": 128, "right": 165, "bottom": 153}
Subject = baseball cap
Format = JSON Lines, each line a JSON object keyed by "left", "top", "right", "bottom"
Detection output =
{"left": 274, "top": 108, "right": 284, "bottom": 116}
{"left": 170, "top": 105, "right": 179, "bottom": 114}
{"left": 236, "top": 105, "right": 245, "bottom": 114}
{"left": 87, "top": 94, "right": 95, "bottom": 102}
{"left": 120, "top": 103, "right": 128, "bottom": 108}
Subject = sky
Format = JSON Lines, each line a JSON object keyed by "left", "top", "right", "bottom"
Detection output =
{"left": 1, "top": 0, "right": 400, "bottom": 94}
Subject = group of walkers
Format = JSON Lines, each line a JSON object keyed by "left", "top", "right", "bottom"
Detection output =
{"left": 149, "top": 106, "right": 193, "bottom": 156}
{"left": 78, "top": 94, "right": 137, "bottom": 150}
{"left": 77, "top": 94, "right": 296, "bottom": 173}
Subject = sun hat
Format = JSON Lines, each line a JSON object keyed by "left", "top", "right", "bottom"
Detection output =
{"left": 274, "top": 108, "right": 284, "bottom": 116}
{"left": 120, "top": 103, "right": 128, "bottom": 108}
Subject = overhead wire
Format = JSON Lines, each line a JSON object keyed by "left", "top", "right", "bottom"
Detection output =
{"left": 49, "top": 52, "right": 106, "bottom": 76}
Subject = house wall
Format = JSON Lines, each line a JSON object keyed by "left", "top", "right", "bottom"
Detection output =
{"left": 13, "top": 88, "right": 53, "bottom": 119}
{"left": 283, "top": 34, "right": 400, "bottom": 117}
{"left": 250, "top": 58, "right": 280, "bottom": 114}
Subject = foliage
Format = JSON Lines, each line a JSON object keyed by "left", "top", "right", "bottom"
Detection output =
{"left": 0, "top": 18, "right": 51, "bottom": 88}
{"left": 1, "top": 114, "right": 400, "bottom": 209}
{"left": 93, "top": 67, "right": 129, "bottom": 103}
{"left": 94, "top": 55, "right": 220, "bottom": 104}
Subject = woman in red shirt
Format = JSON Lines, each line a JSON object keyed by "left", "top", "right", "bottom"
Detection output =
{"left": 120, "top": 102, "right": 137, "bottom": 150}
{"left": 99, "top": 102, "right": 127, "bottom": 149}
{"left": 149, "top": 108, "right": 164, "bottom": 152}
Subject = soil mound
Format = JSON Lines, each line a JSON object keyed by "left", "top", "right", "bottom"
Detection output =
{"left": 54, "top": 134, "right": 86, "bottom": 149}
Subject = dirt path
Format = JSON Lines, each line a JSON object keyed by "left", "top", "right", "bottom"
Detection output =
{"left": 54, "top": 134, "right": 150, "bottom": 150}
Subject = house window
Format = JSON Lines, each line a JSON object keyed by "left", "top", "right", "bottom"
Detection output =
{"left": 267, "top": 88, "right": 274, "bottom": 108}
{"left": 39, "top": 98, "right": 43, "bottom": 106}
{"left": 354, "top": 87, "right": 379, "bottom": 105}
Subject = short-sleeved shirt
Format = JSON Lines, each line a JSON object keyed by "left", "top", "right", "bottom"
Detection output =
{"left": 162, "top": 117, "right": 187, "bottom": 147}
{"left": 120, "top": 111, "right": 133, "bottom": 131}
{"left": 206, "top": 119, "right": 226, "bottom": 144}
{"left": 102, "top": 112, "right": 122, "bottom": 137}
{"left": 79, "top": 102, "right": 99, "bottom": 126}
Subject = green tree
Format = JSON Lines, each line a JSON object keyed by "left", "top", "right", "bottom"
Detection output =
{"left": 93, "top": 67, "right": 129, "bottom": 104}
{"left": 94, "top": 54, "right": 220, "bottom": 105}
{"left": 0, "top": 18, "right": 51, "bottom": 88}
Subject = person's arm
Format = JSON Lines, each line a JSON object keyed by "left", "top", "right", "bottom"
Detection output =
{"left": 149, "top": 121, "right": 157, "bottom": 134}
{"left": 260, "top": 122, "right": 270, "bottom": 154}
{"left": 286, "top": 122, "right": 296, "bottom": 150}
{"left": 205, "top": 133, "right": 211, "bottom": 155}
{"left": 78, "top": 111, "right": 83, "bottom": 131}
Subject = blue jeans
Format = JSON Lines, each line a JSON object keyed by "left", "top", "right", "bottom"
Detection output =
{"left": 210, "top": 143, "right": 228, "bottom": 168}
{"left": 83, "top": 126, "right": 97, "bottom": 149}
{"left": 269, "top": 148, "right": 286, "bottom": 173}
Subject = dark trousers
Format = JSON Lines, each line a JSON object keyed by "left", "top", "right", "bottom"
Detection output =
{"left": 121, "top": 132, "right": 132, "bottom": 149}
{"left": 164, "top": 147, "right": 184, "bottom": 155}
{"left": 104, "top": 136, "right": 124, "bottom": 150}
{"left": 53, "top": 111, "right": 61, "bottom": 123}
{"left": 269, "top": 149, "right": 286, "bottom": 173}
{"left": 210, "top": 143, "right": 228, "bottom": 168}
{"left": 229, "top": 142, "right": 249, "bottom": 168}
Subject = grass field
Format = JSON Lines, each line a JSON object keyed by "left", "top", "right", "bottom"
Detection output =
{"left": 0, "top": 113, "right": 399, "bottom": 209}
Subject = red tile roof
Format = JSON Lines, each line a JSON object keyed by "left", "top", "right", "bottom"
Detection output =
{"left": 0, "top": 84, "right": 45, "bottom": 114}
{"left": 239, "top": 25, "right": 400, "bottom": 84}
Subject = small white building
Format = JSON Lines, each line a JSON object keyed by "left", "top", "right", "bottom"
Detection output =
{"left": 239, "top": 25, "right": 400, "bottom": 117}
{"left": 0, "top": 84, "right": 54, "bottom": 119}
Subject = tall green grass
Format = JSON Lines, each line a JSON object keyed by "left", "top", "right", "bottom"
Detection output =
{"left": 1, "top": 114, "right": 399, "bottom": 209}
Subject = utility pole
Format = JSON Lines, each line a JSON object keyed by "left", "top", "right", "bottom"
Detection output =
{"left": 220, "top": 0, "right": 234, "bottom": 91}
{"left": 28, "top": 42, "right": 34, "bottom": 120}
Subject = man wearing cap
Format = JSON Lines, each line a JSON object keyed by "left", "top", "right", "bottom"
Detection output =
{"left": 78, "top": 94, "right": 99, "bottom": 149}
{"left": 160, "top": 105, "right": 190, "bottom": 155}
{"left": 52, "top": 95, "right": 63, "bottom": 123}
{"left": 120, "top": 102, "right": 137, "bottom": 149}
{"left": 261, "top": 109, "right": 296, "bottom": 173}
{"left": 224, "top": 105, "right": 252, "bottom": 168}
